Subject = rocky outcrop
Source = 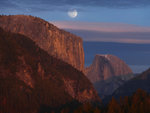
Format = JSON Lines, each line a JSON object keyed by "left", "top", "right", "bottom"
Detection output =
{"left": 0, "top": 27, "right": 100, "bottom": 111}
{"left": 85, "top": 54, "right": 133, "bottom": 83}
{"left": 0, "top": 15, "right": 84, "bottom": 71}
{"left": 85, "top": 54, "right": 133, "bottom": 99}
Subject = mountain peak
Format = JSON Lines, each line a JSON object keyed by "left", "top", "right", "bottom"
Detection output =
{"left": 85, "top": 54, "right": 133, "bottom": 83}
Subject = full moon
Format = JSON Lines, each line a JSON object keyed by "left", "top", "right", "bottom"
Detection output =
{"left": 68, "top": 9, "right": 78, "bottom": 18}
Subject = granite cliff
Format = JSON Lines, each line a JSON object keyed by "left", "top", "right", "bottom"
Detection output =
{"left": 0, "top": 27, "right": 100, "bottom": 112}
{"left": 0, "top": 15, "right": 84, "bottom": 71}
{"left": 85, "top": 54, "right": 133, "bottom": 98}
{"left": 85, "top": 54, "right": 133, "bottom": 83}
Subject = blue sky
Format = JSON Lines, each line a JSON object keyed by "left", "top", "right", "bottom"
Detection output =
{"left": 0, "top": 0, "right": 150, "bottom": 43}
{"left": 1, "top": 0, "right": 150, "bottom": 72}
{"left": 0, "top": 0, "right": 150, "bottom": 26}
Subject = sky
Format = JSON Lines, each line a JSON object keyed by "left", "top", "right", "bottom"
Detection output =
{"left": 1, "top": 0, "right": 150, "bottom": 72}
{"left": 0, "top": 0, "right": 150, "bottom": 43}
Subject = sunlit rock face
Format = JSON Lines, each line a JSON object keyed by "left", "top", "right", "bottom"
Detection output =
{"left": 0, "top": 27, "right": 100, "bottom": 107}
{"left": 85, "top": 54, "right": 133, "bottom": 83}
{"left": 0, "top": 15, "right": 84, "bottom": 71}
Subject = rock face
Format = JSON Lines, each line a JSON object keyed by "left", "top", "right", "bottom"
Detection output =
{"left": 0, "top": 27, "right": 100, "bottom": 112}
{"left": 85, "top": 54, "right": 133, "bottom": 83}
{"left": 0, "top": 15, "right": 84, "bottom": 71}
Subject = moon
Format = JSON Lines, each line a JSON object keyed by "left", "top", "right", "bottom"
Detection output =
{"left": 68, "top": 9, "right": 78, "bottom": 18}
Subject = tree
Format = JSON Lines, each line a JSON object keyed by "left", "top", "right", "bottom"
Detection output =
{"left": 107, "top": 97, "right": 121, "bottom": 113}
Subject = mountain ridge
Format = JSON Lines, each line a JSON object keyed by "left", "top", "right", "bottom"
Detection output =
{"left": 85, "top": 54, "right": 133, "bottom": 83}
{"left": 0, "top": 15, "right": 84, "bottom": 71}
{"left": 0, "top": 27, "right": 100, "bottom": 113}
{"left": 111, "top": 68, "right": 150, "bottom": 98}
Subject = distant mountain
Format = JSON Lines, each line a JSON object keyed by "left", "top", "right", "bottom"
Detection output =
{"left": 0, "top": 15, "right": 84, "bottom": 71}
{"left": 84, "top": 54, "right": 133, "bottom": 99}
{"left": 94, "top": 74, "right": 134, "bottom": 99}
{"left": 85, "top": 54, "right": 133, "bottom": 83}
{"left": 112, "top": 68, "right": 150, "bottom": 98}
{"left": 0, "top": 27, "right": 100, "bottom": 113}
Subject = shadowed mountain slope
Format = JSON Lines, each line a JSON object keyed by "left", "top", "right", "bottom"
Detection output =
{"left": 112, "top": 68, "right": 150, "bottom": 98}
{"left": 0, "top": 27, "right": 100, "bottom": 113}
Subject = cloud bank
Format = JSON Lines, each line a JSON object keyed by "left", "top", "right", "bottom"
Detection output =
{"left": 51, "top": 21, "right": 150, "bottom": 44}
{"left": 52, "top": 21, "right": 150, "bottom": 32}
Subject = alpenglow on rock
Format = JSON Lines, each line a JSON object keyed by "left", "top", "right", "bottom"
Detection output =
{"left": 0, "top": 27, "right": 100, "bottom": 109}
{"left": 85, "top": 54, "right": 133, "bottom": 83}
{"left": 0, "top": 15, "right": 84, "bottom": 71}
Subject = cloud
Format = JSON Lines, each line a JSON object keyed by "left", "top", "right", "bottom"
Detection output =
{"left": 15, "top": 0, "right": 150, "bottom": 8}
{"left": 1, "top": 0, "right": 150, "bottom": 13}
{"left": 67, "top": 29, "right": 150, "bottom": 44}
{"left": 51, "top": 21, "right": 150, "bottom": 44}
{"left": 0, "top": 0, "right": 85, "bottom": 13}
{"left": 51, "top": 21, "right": 150, "bottom": 32}
{"left": 0, "top": 0, "right": 18, "bottom": 9}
